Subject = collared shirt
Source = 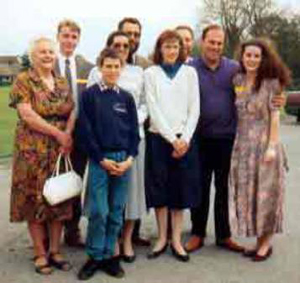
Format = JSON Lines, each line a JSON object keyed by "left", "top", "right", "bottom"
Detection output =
{"left": 58, "top": 53, "right": 78, "bottom": 113}
{"left": 190, "top": 56, "right": 239, "bottom": 139}
{"left": 98, "top": 80, "right": 120, "bottom": 93}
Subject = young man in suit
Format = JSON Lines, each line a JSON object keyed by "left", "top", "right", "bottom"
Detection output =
{"left": 56, "top": 19, "right": 94, "bottom": 247}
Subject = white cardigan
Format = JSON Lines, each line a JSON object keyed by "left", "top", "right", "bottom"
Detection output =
{"left": 87, "top": 65, "right": 147, "bottom": 138}
{"left": 144, "top": 65, "right": 200, "bottom": 144}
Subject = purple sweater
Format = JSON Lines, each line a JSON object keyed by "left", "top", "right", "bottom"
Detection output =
{"left": 190, "top": 56, "right": 239, "bottom": 139}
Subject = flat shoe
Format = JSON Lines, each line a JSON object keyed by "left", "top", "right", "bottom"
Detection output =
{"left": 252, "top": 247, "right": 273, "bottom": 262}
{"left": 147, "top": 243, "right": 168, "bottom": 259}
{"left": 170, "top": 245, "right": 190, "bottom": 262}
{"left": 122, "top": 254, "right": 136, "bottom": 263}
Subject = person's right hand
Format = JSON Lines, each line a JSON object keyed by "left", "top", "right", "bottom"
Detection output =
{"left": 100, "top": 159, "right": 119, "bottom": 173}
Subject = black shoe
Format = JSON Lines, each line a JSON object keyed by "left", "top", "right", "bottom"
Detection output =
{"left": 147, "top": 243, "right": 168, "bottom": 259}
{"left": 102, "top": 257, "right": 125, "bottom": 278}
{"left": 132, "top": 237, "right": 151, "bottom": 247}
{"left": 122, "top": 254, "right": 136, "bottom": 263}
{"left": 170, "top": 244, "right": 190, "bottom": 262}
{"left": 77, "top": 258, "right": 102, "bottom": 281}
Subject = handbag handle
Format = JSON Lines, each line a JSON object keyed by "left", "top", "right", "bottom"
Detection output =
{"left": 51, "top": 153, "right": 74, "bottom": 177}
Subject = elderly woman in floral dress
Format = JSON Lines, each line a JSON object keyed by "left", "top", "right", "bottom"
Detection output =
{"left": 9, "top": 37, "right": 75, "bottom": 275}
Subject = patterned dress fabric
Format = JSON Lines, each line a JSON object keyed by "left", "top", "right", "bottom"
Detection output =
{"left": 9, "top": 68, "right": 74, "bottom": 223}
{"left": 229, "top": 74, "right": 287, "bottom": 237}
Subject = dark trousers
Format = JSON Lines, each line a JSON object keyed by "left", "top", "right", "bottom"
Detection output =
{"left": 191, "top": 137, "right": 234, "bottom": 240}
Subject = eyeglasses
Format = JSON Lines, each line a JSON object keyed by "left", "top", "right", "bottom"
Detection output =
{"left": 112, "top": 43, "right": 130, "bottom": 50}
{"left": 126, "top": 32, "right": 141, "bottom": 38}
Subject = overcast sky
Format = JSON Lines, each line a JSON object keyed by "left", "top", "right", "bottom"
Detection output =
{"left": 1, "top": 0, "right": 299, "bottom": 62}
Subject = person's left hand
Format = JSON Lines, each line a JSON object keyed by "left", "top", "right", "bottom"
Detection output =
{"left": 271, "top": 93, "right": 286, "bottom": 108}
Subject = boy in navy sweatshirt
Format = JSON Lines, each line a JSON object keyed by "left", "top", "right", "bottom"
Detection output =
{"left": 77, "top": 48, "right": 139, "bottom": 281}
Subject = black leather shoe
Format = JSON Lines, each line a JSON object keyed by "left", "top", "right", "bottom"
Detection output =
{"left": 170, "top": 245, "right": 190, "bottom": 262}
{"left": 122, "top": 254, "right": 136, "bottom": 263}
{"left": 102, "top": 257, "right": 125, "bottom": 278}
{"left": 147, "top": 243, "right": 168, "bottom": 259}
{"left": 77, "top": 258, "right": 102, "bottom": 281}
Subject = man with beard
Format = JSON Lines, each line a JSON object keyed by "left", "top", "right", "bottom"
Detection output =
{"left": 118, "top": 17, "right": 151, "bottom": 247}
{"left": 118, "top": 17, "right": 151, "bottom": 69}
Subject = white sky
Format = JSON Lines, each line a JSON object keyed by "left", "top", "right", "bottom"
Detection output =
{"left": 1, "top": 0, "right": 299, "bottom": 63}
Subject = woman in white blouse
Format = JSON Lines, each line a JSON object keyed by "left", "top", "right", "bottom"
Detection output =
{"left": 144, "top": 30, "right": 200, "bottom": 262}
{"left": 87, "top": 31, "right": 147, "bottom": 263}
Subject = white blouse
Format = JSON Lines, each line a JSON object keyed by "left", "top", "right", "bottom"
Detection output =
{"left": 87, "top": 65, "right": 147, "bottom": 138}
{"left": 144, "top": 64, "right": 200, "bottom": 144}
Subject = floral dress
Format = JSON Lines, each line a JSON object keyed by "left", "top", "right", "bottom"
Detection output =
{"left": 229, "top": 74, "right": 287, "bottom": 237}
{"left": 9, "top": 68, "right": 74, "bottom": 223}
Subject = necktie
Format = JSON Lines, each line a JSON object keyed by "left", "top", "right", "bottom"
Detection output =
{"left": 65, "top": 58, "right": 73, "bottom": 94}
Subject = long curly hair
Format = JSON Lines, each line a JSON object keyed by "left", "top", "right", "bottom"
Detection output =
{"left": 236, "top": 38, "right": 291, "bottom": 91}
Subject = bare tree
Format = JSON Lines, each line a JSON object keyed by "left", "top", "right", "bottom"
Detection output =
{"left": 199, "top": 0, "right": 277, "bottom": 56}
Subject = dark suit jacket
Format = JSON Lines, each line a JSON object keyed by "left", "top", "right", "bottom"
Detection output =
{"left": 54, "top": 54, "right": 94, "bottom": 99}
{"left": 55, "top": 54, "right": 94, "bottom": 176}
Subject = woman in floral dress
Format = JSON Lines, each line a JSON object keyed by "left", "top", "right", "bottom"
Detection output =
{"left": 229, "top": 38, "right": 291, "bottom": 261}
{"left": 9, "top": 37, "right": 75, "bottom": 274}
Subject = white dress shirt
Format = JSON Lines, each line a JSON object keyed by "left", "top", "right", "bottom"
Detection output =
{"left": 87, "top": 64, "right": 147, "bottom": 138}
{"left": 58, "top": 53, "right": 79, "bottom": 115}
{"left": 144, "top": 64, "right": 200, "bottom": 144}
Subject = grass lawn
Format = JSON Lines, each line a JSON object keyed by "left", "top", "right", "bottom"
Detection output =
{"left": 0, "top": 86, "right": 17, "bottom": 156}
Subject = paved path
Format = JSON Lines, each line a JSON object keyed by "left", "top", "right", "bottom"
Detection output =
{"left": 0, "top": 120, "right": 299, "bottom": 283}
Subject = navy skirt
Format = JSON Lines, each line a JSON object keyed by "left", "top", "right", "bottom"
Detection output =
{"left": 145, "top": 133, "right": 201, "bottom": 209}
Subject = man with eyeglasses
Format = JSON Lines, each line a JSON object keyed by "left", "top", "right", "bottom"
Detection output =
{"left": 117, "top": 18, "right": 151, "bottom": 248}
{"left": 55, "top": 19, "right": 94, "bottom": 248}
{"left": 118, "top": 17, "right": 151, "bottom": 69}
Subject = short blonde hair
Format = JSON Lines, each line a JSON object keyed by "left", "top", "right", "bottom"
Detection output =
{"left": 28, "top": 37, "right": 57, "bottom": 65}
{"left": 57, "top": 19, "right": 81, "bottom": 35}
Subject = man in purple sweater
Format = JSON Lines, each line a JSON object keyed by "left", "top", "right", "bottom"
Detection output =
{"left": 185, "top": 24, "right": 243, "bottom": 253}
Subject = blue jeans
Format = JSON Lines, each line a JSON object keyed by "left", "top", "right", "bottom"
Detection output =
{"left": 85, "top": 151, "right": 129, "bottom": 260}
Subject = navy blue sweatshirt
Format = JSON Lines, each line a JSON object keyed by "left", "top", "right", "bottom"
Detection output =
{"left": 78, "top": 82, "right": 140, "bottom": 164}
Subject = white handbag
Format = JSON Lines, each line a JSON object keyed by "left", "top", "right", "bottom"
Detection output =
{"left": 43, "top": 153, "right": 83, "bottom": 206}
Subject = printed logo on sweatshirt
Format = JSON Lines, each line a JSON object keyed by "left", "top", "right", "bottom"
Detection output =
{"left": 113, "top": 103, "right": 127, "bottom": 114}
